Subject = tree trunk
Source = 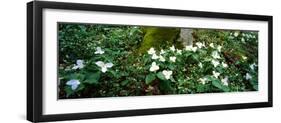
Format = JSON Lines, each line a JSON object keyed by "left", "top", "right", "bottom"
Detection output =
{"left": 137, "top": 27, "right": 180, "bottom": 54}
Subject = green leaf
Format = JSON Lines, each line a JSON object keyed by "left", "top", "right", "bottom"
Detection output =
{"left": 250, "top": 80, "right": 258, "bottom": 90}
{"left": 145, "top": 74, "right": 156, "bottom": 84}
{"left": 121, "top": 80, "right": 129, "bottom": 86}
{"left": 64, "top": 86, "right": 74, "bottom": 97}
{"left": 192, "top": 54, "right": 200, "bottom": 62}
{"left": 212, "top": 79, "right": 223, "bottom": 89}
{"left": 76, "top": 83, "right": 85, "bottom": 91}
{"left": 167, "top": 64, "right": 175, "bottom": 70}
{"left": 84, "top": 72, "right": 100, "bottom": 84}
{"left": 157, "top": 72, "right": 166, "bottom": 80}
{"left": 159, "top": 80, "right": 172, "bottom": 92}
{"left": 211, "top": 78, "right": 230, "bottom": 92}
{"left": 184, "top": 52, "right": 192, "bottom": 57}
{"left": 66, "top": 73, "right": 85, "bottom": 80}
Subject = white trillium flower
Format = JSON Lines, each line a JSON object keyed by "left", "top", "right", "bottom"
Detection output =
{"left": 250, "top": 63, "right": 257, "bottom": 70}
{"left": 212, "top": 51, "right": 221, "bottom": 59}
{"left": 95, "top": 61, "right": 113, "bottom": 73}
{"left": 209, "top": 43, "right": 214, "bottom": 48}
{"left": 191, "top": 46, "right": 197, "bottom": 52}
{"left": 169, "top": 56, "right": 176, "bottom": 62}
{"left": 94, "top": 47, "right": 105, "bottom": 54}
{"left": 217, "top": 45, "right": 222, "bottom": 52}
{"left": 198, "top": 62, "right": 203, "bottom": 68}
{"left": 199, "top": 78, "right": 207, "bottom": 85}
{"left": 196, "top": 42, "right": 205, "bottom": 49}
{"left": 159, "top": 55, "right": 166, "bottom": 62}
{"left": 162, "top": 70, "right": 173, "bottom": 80}
{"left": 72, "top": 60, "right": 84, "bottom": 69}
{"left": 222, "top": 62, "right": 228, "bottom": 68}
{"left": 177, "top": 49, "right": 182, "bottom": 54}
{"left": 234, "top": 32, "right": 239, "bottom": 37}
{"left": 147, "top": 47, "right": 156, "bottom": 55}
{"left": 149, "top": 62, "right": 159, "bottom": 72}
{"left": 66, "top": 79, "right": 80, "bottom": 90}
{"left": 221, "top": 77, "right": 229, "bottom": 86}
{"left": 170, "top": 45, "right": 176, "bottom": 51}
{"left": 160, "top": 49, "right": 166, "bottom": 55}
{"left": 185, "top": 45, "right": 197, "bottom": 52}
{"left": 185, "top": 45, "right": 192, "bottom": 51}
{"left": 213, "top": 71, "right": 220, "bottom": 78}
{"left": 242, "top": 56, "right": 247, "bottom": 60}
{"left": 211, "top": 60, "right": 220, "bottom": 67}
{"left": 246, "top": 73, "right": 252, "bottom": 80}
{"left": 151, "top": 54, "right": 159, "bottom": 60}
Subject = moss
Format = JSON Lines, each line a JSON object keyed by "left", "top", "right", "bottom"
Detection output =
{"left": 137, "top": 27, "right": 181, "bottom": 54}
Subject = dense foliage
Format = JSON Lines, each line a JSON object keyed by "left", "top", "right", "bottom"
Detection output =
{"left": 58, "top": 23, "right": 258, "bottom": 99}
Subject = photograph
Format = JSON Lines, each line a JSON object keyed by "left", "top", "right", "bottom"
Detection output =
{"left": 26, "top": 1, "right": 273, "bottom": 122}
{"left": 58, "top": 23, "right": 259, "bottom": 99}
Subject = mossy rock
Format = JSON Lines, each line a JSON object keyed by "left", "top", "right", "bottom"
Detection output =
{"left": 137, "top": 27, "right": 181, "bottom": 54}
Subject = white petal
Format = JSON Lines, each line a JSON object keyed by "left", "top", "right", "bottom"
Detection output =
{"left": 101, "top": 67, "right": 107, "bottom": 73}
{"left": 66, "top": 81, "right": 72, "bottom": 85}
{"left": 159, "top": 56, "right": 165, "bottom": 62}
{"left": 152, "top": 54, "right": 159, "bottom": 59}
{"left": 72, "top": 65, "right": 79, "bottom": 70}
{"left": 95, "top": 47, "right": 104, "bottom": 54}
{"left": 210, "top": 43, "right": 214, "bottom": 48}
{"left": 95, "top": 61, "right": 105, "bottom": 67}
{"left": 148, "top": 48, "right": 156, "bottom": 54}
{"left": 96, "top": 47, "right": 102, "bottom": 51}
{"left": 160, "top": 50, "right": 165, "bottom": 54}
{"left": 71, "top": 84, "right": 79, "bottom": 90}
{"left": 169, "top": 56, "right": 176, "bottom": 62}
{"left": 185, "top": 46, "right": 192, "bottom": 51}
{"left": 149, "top": 62, "right": 159, "bottom": 72}
{"left": 105, "top": 63, "right": 113, "bottom": 68}
{"left": 76, "top": 60, "right": 84, "bottom": 65}
{"left": 170, "top": 45, "right": 176, "bottom": 51}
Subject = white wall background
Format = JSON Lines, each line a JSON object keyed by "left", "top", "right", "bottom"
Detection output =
{"left": 0, "top": 0, "right": 280, "bottom": 123}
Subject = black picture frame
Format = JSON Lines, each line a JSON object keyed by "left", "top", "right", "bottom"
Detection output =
{"left": 27, "top": 1, "right": 273, "bottom": 122}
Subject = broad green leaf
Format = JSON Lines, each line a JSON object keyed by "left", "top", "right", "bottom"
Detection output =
{"left": 145, "top": 74, "right": 156, "bottom": 84}
{"left": 167, "top": 64, "right": 175, "bottom": 70}
{"left": 121, "top": 80, "right": 129, "bottom": 86}
{"left": 159, "top": 80, "right": 172, "bottom": 92}
{"left": 64, "top": 86, "right": 74, "bottom": 97}
{"left": 157, "top": 72, "right": 166, "bottom": 80}
{"left": 76, "top": 83, "right": 85, "bottom": 91}
{"left": 212, "top": 79, "right": 223, "bottom": 89}
{"left": 250, "top": 80, "right": 258, "bottom": 90}
{"left": 84, "top": 72, "right": 100, "bottom": 84}
{"left": 66, "top": 73, "right": 85, "bottom": 80}
{"left": 211, "top": 78, "right": 230, "bottom": 92}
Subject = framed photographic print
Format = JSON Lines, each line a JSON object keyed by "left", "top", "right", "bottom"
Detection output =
{"left": 27, "top": 1, "right": 273, "bottom": 122}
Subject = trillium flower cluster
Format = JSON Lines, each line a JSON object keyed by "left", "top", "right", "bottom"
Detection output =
{"left": 147, "top": 46, "right": 180, "bottom": 80}
{"left": 147, "top": 47, "right": 166, "bottom": 62}
{"left": 67, "top": 47, "right": 114, "bottom": 91}
{"left": 94, "top": 47, "right": 114, "bottom": 73}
